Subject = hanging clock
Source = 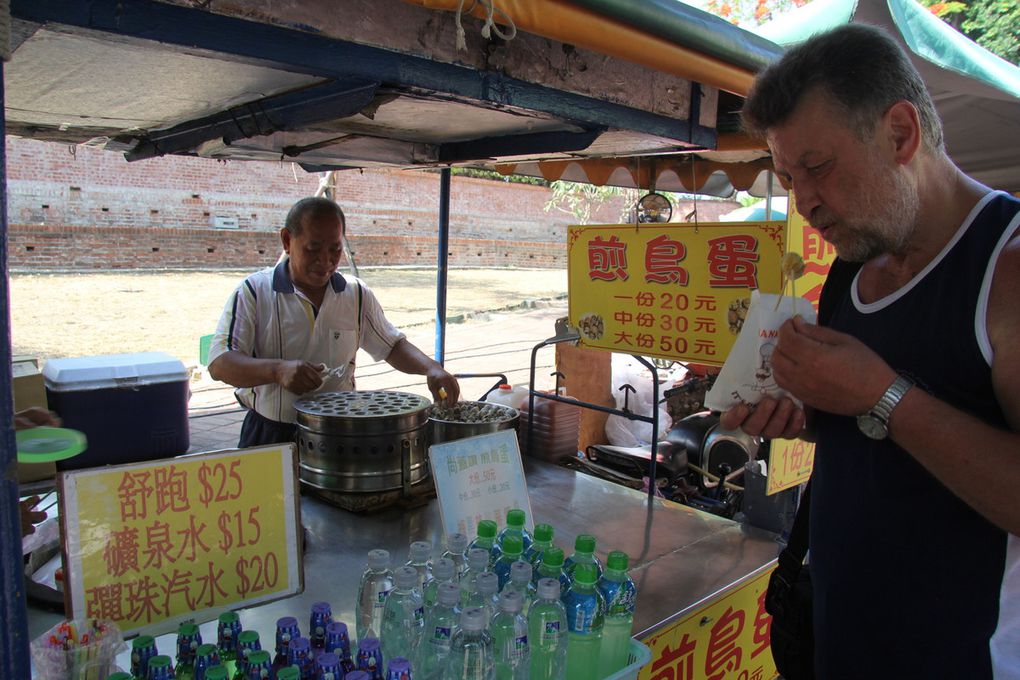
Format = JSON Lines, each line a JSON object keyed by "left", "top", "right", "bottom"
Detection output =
{"left": 636, "top": 192, "right": 672, "bottom": 223}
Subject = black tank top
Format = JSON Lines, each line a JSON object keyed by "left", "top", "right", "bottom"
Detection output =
{"left": 811, "top": 191, "right": 1020, "bottom": 679}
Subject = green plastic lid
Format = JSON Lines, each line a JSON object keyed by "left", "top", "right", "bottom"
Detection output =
{"left": 542, "top": 546, "right": 565, "bottom": 568}
{"left": 147, "top": 655, "right": 172, "bottom": 669}
{"left": 132, "top": 635, "right": 155, "bottom": 650}
{"left": 238, "top": 630, "right": 260, "bottom": 645}
{"left": 177, "top": 622, "right": 199, "bottom": 637}
{"left": 476, "top": 519, "right": 497, "bottom": 539}
{"left": 16, "top": 426, "right": 87, "bottom": 463}
{"left": 607, "top": 550, "right": 630, "bottom": 572}
{"left": 501, "top": 534, "right": 523, "bottom": 556}
{"left": 573, "top": 563, "right": 598, "bottom": 585}
{"left": 533, "top": 523, "right": 554, "bottom": 542}
{"left": 106, "top": 673, "right": 133, "bottom": 680}
{"left": 276, "top": 666, "right": 301, "bottom": 680}
{"left": 204, "top": 666, "right": 229, "bottom": 680}
{"left": 195, "top": 643, "right": 218, "bottom": 657}
{"left": 247, "top": 650, "right": 271, "bottom": 665}
{"left": 574, "top": 534, "right": 596, "bottom": 554}
{"left": 218, "top": 611, "right": 239, "bottom": 624}
{"left": 506, "top": 508, "right": 526, "bottom": 528}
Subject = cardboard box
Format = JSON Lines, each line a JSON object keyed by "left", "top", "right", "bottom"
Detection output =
{"left": 12, "top": 355, "right": 57, "bottom": 483}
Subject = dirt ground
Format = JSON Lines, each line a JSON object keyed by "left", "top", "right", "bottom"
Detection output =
{"left": 9, "top": 267, "right": 568, "bottom": 366}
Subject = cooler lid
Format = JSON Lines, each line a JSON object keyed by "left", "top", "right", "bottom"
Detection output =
{"left": 42, "top": 352, "right": 188, "bottom": 391}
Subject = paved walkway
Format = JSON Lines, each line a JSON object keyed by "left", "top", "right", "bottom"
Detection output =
{"left": 185, "top": 303, "right": 569, "bottom": 451}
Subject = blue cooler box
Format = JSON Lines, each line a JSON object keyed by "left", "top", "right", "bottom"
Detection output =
{"left": 43, "top": 352, "right": 190, "bottom": 471}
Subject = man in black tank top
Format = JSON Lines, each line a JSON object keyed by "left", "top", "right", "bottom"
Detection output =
{"left": 722, "top": 25, "right": 1020, "bottom": 679}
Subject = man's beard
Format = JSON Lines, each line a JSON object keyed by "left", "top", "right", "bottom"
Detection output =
{"left": 822, "top": 162, "right": 921, "bottom": 263}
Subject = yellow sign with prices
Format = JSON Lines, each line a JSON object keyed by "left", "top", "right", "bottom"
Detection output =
{"left": 639, "top": 564, "right": 779, "bottom": 680}
{"left": 567, "top": 222, "right": 787, "bottom": 366}
{"left": 766, "top": 439, "right": 816, "bottom": 495}
{"left": 59, "top": 445, "right": 303, "bottom": 637}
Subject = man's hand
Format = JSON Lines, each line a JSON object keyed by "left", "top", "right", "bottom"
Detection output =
{"left": 720, "top": 315, "right": 896, "bottom": 438}
{"left": 275, "top": 360, "right": 325, "bottom": 395}
{"left": 427, "top": 366, "right": 460, "bottom": 405}
{"left": 14, "top": 407, "right": 61, "bottom": 430}
{"left": 20, "top": 496, "right": 47, "bottom": 536}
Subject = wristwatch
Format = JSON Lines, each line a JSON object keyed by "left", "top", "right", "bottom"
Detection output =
{"left": 857, "top": 374, "right": 914, "bottom": 440}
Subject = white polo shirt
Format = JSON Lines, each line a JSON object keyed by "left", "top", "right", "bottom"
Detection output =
{"left": 209, "top": 258, "right": 405, "bottom": 423}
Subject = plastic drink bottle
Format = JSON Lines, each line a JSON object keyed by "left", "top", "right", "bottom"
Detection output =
{"left": 563, "top": 564, "right": 606, "bottom": 680}
{"left": 525, "top": 523, "right": 554, "bottom": 568}
{"left": 356, "top": 636, "right": 383, "bottom": 679}
{"left": 175, "top": 623, "right": 201, "bottom": 680}
{"left": 274, "top": 667, "right": 299, "bottom": 680}
{"left": 442, "top": 532, "right": 470, "bottom": 577}
{"left": 216, "top": 612, "right": 242, "bottom": 678}
{"left": 192, "top": 643, "right": 220, "bottom": 680}
{"left": 424, "top": 557, "right": 457, "bottom": 610}
{"left": 527, "top": 578, "right": 567, "bottom": 680}
{"left": 285, "top": 637, "right": 313, "bottom": 680}
{"left": 491, "top": 590, "right": 530, "bottom": 680}
{"left": 243, "top": 650, "right": 271, "bottom": 680}
{"left": 314, "top": 651, "right": 340, "bottom": 680}
{"left": 492, "top": 534, "right": 525, "bottom": 591}
{"left": 597, "top": 550, "right": 638, "bottom": 674}
{"left": 468, "top": 520, "right": 501, "bottom": 566}
{"left": 563, "top": 534, "right": 603, "bottom": 581}
{"left": 233, "top": 631, "right": 261, "bottom": 679}
{"left": 203, "top": 668, "right": 228, "bottom": 680}
{"left": 380, "top": 565, "right": 426, "bottom": 662}
{"left": 446, "top": 607, "right": 495, "bottom": 680}
{"left": 324, "top": 621, "right": 354, "bottom": 672}
{"left": 502, "top": 560, "right": 536, "bottom": 618}
{"left": 145, "top": 655, "right": 175, "bottom": 680}
{"left": 132, "top": 634, "right": 159, "bottom": 680}
{"left": 345, "top": 673, "right": 370, "bottom": 680}
{"left": 466, "top": 571, "right": 499, "bottom": 623}
{"left": 385, "top": 657, "right": 411, "bottom": 680}
{"left": 272, "top": 617, "right": 300, "bottom": 676}
{"left": 406, "top": 540, "right": 433, "bottom": 591}
{"left": 461, "top": 548, "right": 492, "bottom": 607}
{"left": 496, "top": 509, "right": 533, "bottom": 552}
{"left": 533, "top": 547, "right": 570, "bottom": 595}
{"left": 309, "top": 602, "right": 333, "bottom": 653}
{"left": 416, "top": 581, "right": 461, "bottom": 680}
{"left": 356, "top": 549, "right": 395, "bottom": 641}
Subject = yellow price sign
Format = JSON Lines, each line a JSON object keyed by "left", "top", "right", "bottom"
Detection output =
{"left": 567, "top": 222, "right": 786, "bottom": 366}
{"left": 639, "top": 565, "right": 778, "bottom": 680}
{"left": 766, "top": 439, "right": 815, "bottom": 495}
{"left": 59, "top": 445, "right": 303, "bottom": 637}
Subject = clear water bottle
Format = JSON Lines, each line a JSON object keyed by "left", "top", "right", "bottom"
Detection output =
{"left": 416, "top": 581, "right": 461, "bottom": 680}
{"left": 492, "top": 534, "right": 525, "bottom": 591}
{"left": 461, "top": 548, "right": 492, "bottom": 607}
{"left": 527, "top": 578, "right": 567, "bottom": 680}
{"left": 467, "top": 571, "right": 499, "bottom": 623}
{"left": 380, "top": 565, "right": 425, "bottom": 662}
{"left": 533, "top": 547, "right": 570, "bottom": 595}
{"left": 525, "top": 523, "right": 554, "bottom": 569}
{"left": 597, "top": 550, "right": 637, "bottom": 673}
{"left": 468, "top": 520, "right": 501, "bottom": 567}
{"left": 406, "top": 540, "right": 433, "bottom": 591}
{"left": 502, "top": 560, "right": 536, "bottom": 618}
{"left": 563, "top": 564, "right": 606, "bottom": 680}
{"left": 442, "top": 532, "right": 470, "bottom": 577}
{"left": 446, "top": 607, "right": 495, "bottom": 680}
{"left": 491, "top": 590, "right": 530, "bottom": 680}
{"left": 563, "top": 534, "right": 603, "bottom": 581}
{"left": 424, "top": 557, "right": 457, "bottom": 611}
{"left": 356, "top": 549, "right": 395, "bottom": 641}
{"left": 496, "top": 509, "right": 533, "bottom": 553}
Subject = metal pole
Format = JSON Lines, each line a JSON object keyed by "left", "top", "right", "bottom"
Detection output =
{"left": 435, "top": 168, "right": 451, "bottom": 364}
{"left": 0, "top": 59, "right": 33, "bottom": 679}
{"left": 764, "top": 170, "right": 774, "bottom": 221}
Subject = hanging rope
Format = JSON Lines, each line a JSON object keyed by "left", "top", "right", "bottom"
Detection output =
{"left": 455, "top": 0, "right": 517, "bottom": 51}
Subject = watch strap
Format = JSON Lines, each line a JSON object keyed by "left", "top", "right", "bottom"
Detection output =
{"left": 870, "top": 374, "right": 914, "bottom": 426}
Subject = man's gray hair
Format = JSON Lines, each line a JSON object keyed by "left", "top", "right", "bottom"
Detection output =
{"left": 284, "top": 197, "right": 346, "bottom": 236}
{"left": 741, "top": 24, "right": 944, "bottom": 153}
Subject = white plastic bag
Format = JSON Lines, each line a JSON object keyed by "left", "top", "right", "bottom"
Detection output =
{"left": 605, "top": 354, "right": 673, "bottom": 446}
{"left": 703, "top": 290, "right": 817, "bottom": 411}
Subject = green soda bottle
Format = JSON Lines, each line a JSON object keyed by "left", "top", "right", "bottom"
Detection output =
{"left": 597, "top": 550, "right": 638, "bottom": 673}
{"left": 563, "top": 534, "right": 603, "bottom": 580}
{"left": 525, "top": 523, "right": 555, "bottom": 568}
{"left": 493, "top": 534, "right": 525, "bottom": 591}
{"left": 496, "top": 509, "right": 533, "bottom": 552}
{"left": 174, "top": 622, "right": 201, "bottom": 680}
{"left": 533, "top": 546, "right": 570, "bottom": 595}
{"left": 106, "top": 673, "right": 134, "bottom": 680}
{"left": 562, "top": 564, "right": 606, "bottom": 680}
{"left": 468, "top": 519, "right": 501, "bottom": 566}
{"left": 233, "top": 630, "right": 261, "bottom": 679}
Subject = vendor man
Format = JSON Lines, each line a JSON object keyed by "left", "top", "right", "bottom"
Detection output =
{"left": 209, "top": 196, "right": 460, "bottom": 447}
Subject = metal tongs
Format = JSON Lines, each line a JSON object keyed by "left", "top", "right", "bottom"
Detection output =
{"left": 318, "top": 363, "right": 348, "bottom": 380}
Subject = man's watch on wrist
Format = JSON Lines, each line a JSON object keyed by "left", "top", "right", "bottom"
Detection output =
{"left": 857, "top": 374, "right": 914, "bottom": 440}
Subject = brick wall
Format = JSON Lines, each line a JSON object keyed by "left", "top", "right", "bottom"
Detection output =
{"left": 5, "top": 137, "right": 738, "bottom": 270}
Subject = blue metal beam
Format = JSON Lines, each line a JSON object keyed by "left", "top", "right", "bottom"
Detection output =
{"left": 12, "top": 0, "right": 713, "bottom": 147}
{"left": 435, "top": 169, "right": 451, "bottom": 365}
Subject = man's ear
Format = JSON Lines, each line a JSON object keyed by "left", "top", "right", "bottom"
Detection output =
{"left": 280, "top": 227, "right": 291, "bottom": 253}
{"left": 886, "top": 100, "right": 922, "bottom": 165}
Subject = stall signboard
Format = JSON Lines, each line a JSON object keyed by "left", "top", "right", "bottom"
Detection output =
{"left": 429, "top": 429, "right": 534, "bottom": 537}
{"left": 767, "top": 438, "right": 816, "bottom": 495}
{"left": 59, "top": 445, "right": 303, "bottom": 637}
{"left": 568, "top": 222, "right": 787, "bottom": 365}
{"left": 638, "top": 563, "right": 778, "bottom": 680}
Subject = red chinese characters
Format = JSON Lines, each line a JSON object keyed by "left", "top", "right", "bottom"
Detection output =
{"left": 644, "top": 234, "right": 689, "bottom": 285}
{"left": 707, "top": 235, "right": 760, "bottom": 288}
{"left": 588, "top": 235, "right": 629, "bottom": 281}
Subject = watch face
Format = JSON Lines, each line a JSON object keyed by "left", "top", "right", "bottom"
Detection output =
{"left": 636, "top": 192, "right": 672, "bottom": 223}
{"left": 857, "top": 414, "right": 888, "bottom": 440}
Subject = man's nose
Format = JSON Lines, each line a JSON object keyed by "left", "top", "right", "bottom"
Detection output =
{"left": 793, "top": 180, "right": 821, "bottom": 221}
